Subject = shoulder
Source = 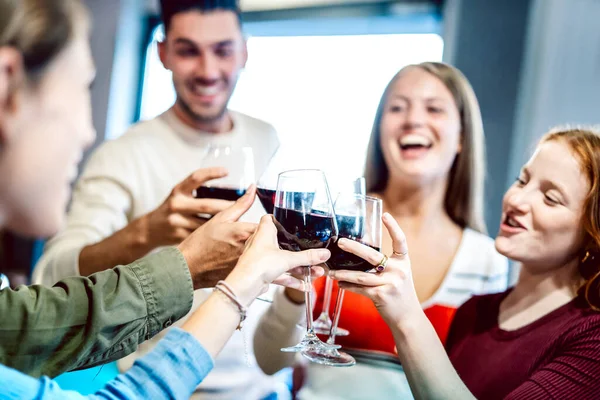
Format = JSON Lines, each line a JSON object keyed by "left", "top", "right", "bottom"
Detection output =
{"left": 231, "top": 111, "right": 278, "bottom": 136}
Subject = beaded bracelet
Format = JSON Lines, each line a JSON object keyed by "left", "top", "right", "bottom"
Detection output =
{"left": 214, "top": 280, "right": 247, "bottom": 330}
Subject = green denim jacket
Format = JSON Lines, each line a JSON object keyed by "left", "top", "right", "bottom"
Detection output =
{"left": 0, "top": 247, "right": 193, "bottom": 378}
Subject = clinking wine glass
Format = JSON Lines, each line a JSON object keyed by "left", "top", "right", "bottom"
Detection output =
{"left": 194, "top": 146, "right": 255, "bottom": 217}
{"left": 312, "top": 176, "right": 365, "bottom": 337}
{"left": 302, "top": 194, "right": 382, "bottom": 367}
{"left": 273, "top": 169, "right": 340, "bottom": 354}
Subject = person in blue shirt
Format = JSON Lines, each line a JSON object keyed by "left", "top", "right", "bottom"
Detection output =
{"left": 0, "top": 0, "right": 327, "bottom": 397}
{"left": 2, "top": 214, "right": 329, "bottom": 399}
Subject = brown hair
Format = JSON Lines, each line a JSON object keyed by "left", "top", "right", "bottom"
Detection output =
{"left": 0, "top": 0, "right": 86, "bottom": 80}
{"left": 364, "top": 61, "right": 487, "bottom": 233}
{"left": 541, "top": 126, "right": 600, "bottom": 310}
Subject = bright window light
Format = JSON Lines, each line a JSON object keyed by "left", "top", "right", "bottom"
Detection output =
{"left": 139, "top": 32, "right": 443, "bottom": 184}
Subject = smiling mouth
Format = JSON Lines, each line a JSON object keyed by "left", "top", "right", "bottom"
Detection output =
{"left": 503, "top": 214, "right": 526, "bottom": 230}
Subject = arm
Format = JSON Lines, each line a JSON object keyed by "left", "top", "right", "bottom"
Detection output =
{"left": 330, "top": 213, "right": 477, "bottom": 400}
{"left": 33, "top": 142, "right": 233, "bottom": 284}
{"left": 0, "top": 247, "right": 194, "bottom": 378}
{"left": 253, "top": 287, "right": 306, "bottom": 375}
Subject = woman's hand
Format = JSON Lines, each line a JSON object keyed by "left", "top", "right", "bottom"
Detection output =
{"left": 225, "top": 215, "right": 328, "bottom": 306}
{"left": 329, "top": 213, "right": 421, "bottom": 327}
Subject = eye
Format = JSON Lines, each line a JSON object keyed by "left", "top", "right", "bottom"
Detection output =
{"left": 176, "top": 47, "right": 198, "bottom": 57}
{"left": 389, "top": 105, "right": 404, "bottom": 113}
{"left": 544, "top": 195, "right": 559, "bottom": 205}
{"left": 427, "top": 106, "right": 443, "bottom": 113}
{"left": 515, "top": 176, "right": 526, "bottom": 186}
{"left": 216, "top": 47, "right": 234, "bottom": 58}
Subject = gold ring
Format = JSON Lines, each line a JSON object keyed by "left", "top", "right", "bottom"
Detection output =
{"left": 375, "top": 255, "right": 388, "bottom": 272}
{"left": 392, "top": 250, "right": 408, "bottom": 257}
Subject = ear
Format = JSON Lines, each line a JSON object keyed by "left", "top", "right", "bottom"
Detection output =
{"left": 0, "top": 47, "right": 25, "bottom": 144}
{"left": 456, "top": 131, "right": 463, "bottom": 154}
{"left": 157, "top": 40, "right": 169, "bottom": 71}
{"left": 241, "top": 38, "right": 248, "bottom": 69}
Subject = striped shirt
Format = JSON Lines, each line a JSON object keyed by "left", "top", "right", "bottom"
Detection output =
{"left": 447, "top": 291, "right": 600, "bottom": 399}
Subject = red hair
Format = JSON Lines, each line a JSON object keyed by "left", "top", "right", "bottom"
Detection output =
{"left": 541, "top": 127, "right": 600, "bottom": 310}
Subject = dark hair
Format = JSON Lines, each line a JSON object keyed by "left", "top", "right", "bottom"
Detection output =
{"left": 159, "top": 0, "right": 242, "bottom": 34}
{"left": 0, "top": 0, "right": 86, "bottom": 80}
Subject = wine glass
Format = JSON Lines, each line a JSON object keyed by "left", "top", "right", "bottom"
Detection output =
{"left": 273, "top": 169, "right": 340, "bottom": 354}
{"left": 312, "top": 176, "right": 365, "bottom": 337}
{"left": 194, "top": 145, "right": 255, "bottom": 201}
{"left": 302, "top": 194, "right": 382, "bottom": 367}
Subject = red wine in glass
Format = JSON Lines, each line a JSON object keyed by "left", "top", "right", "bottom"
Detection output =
{"left": 194, "top": 186, "right": 247, "bottom": 201}
{"left": 274, "top": 207, "right": 336, "bottom": 251}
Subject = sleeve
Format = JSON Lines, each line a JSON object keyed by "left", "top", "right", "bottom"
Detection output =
{"left": 253, "top": 287, "right": 305, "bottom": 375}
{"left": 0, "top": 328, "right": 214, "bottom": 400}
{"left": 32, "top": 139, "right": 138, "bottom": 286}
{"left": 0, "top": 247, "right": 194, "bottom": 378}
{"left": 505, "top": 319, "right": 600, "bottom": 400}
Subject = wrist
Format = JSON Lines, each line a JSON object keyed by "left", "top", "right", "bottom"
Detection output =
{"left": 390, "top": 311, "right": 430, "bottom": 344}
{"left": 223, "top": 272, "right": 262, "bottom": 307}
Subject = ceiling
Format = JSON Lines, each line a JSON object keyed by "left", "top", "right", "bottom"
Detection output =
{"left": 146, "top": 0, "right": 391, "bottom": 12}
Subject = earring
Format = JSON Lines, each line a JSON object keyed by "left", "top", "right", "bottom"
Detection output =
{"left": 583, "top": 251, "right": 592, "bottom": 263}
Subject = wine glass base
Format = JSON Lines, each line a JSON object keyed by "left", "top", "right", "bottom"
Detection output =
{"left": 313, "top": 326, "right": 350, "bottom": 337}
{"left": 281, "top": 334, "right": 341, "bottom": 353}
{"left": 301, "top": 347, "right": 356, "bottom": 367}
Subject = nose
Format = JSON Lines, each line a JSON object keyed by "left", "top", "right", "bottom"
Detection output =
{"left": 504, "top": 187, "right": 531, "bottom": 214}
{"left": 196, "top": 54, "right": 220, "bottom": 83}
{"left": 403, "top": 104, "right": 426, "bottom": 128}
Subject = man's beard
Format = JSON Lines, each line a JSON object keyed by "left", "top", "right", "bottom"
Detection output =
{"left": 176, "top": 95, "right": 229, "bottom": 125}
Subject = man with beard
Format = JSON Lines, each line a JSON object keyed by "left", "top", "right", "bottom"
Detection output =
{"left": 32, "top": 0, "right": 283, "bottom": 398}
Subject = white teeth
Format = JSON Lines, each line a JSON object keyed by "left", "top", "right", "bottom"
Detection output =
{"left": 506, "top": 217, "right": 520, "bottom": 228}
{"left": 191, "top": 86, "right": 219, "bottom": 96}
{"left": 399, "top": 135, "right": 432, "bottom": 147}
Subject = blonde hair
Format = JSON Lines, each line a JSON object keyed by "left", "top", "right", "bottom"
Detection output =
{"left": 364, "top": 61, "right": 487, "bottom": 233}
{"left": 0, "top": 0, "right": 86, "bottom": 80}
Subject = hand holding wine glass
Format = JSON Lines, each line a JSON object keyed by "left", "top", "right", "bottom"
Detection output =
{"left": 273, "top": 169, "right": 340, "bottom": 354}
{"left": 329, "top": 213, "right": 422, "bottom": 328}
{"left": 195, "top": 145, "right": 255, "bottom": 203}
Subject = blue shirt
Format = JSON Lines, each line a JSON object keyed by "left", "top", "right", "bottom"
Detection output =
{"left": 0, "top": 328, "right": 214, "bottom": 400}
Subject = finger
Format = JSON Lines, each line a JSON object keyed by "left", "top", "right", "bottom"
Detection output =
{"left": 272, "top": 274, "right": 307, "bottom": 291}
{"left": 168, "top": 214, "right": 203, "bottom": 231}
{"left": 212, "top": 185, "right": 257, "bottom": 223}
{"left": 337, "top": 238, "right": 385, "bottom": 267}
{"left": 282, "top": 248, "right": 331, "bottom": 271}
{"left": 329, "top": 269, "right": 385, "bottom": 287}
{"left": 174, "top": 196, "right": 234, "bottom": 215}
{"left": 176, "top": 167, "right": 229, "bottom": 194}
{"left": 250, "top": 214, "right": 278, "bottom": 246}
{"left": 337, "top": 281, "right": 375, "bottom": 298}
{"left": 228, "top": 222, "right": 257, "bottom": 242}
{"left": 383, "top": 213, "right": 409, "bottom": 258}
{"left": 288, "top": 265, "right": 325, "bottom": 279}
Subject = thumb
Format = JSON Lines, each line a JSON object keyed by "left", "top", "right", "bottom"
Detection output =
{"left": 212, "top": 185, "right": 256, "bottom": 222}
{"left": 282, "top": 248, "right": 330, "bottom": 272}
{"left": 177, "top": 167, "right": 229, "bottom": 195}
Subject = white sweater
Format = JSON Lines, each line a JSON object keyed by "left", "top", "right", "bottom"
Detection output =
{"left": 253, "top": 229, "right": 509, "bottom": 400}
{"left": 33, "top": 108, "right": 284, "bottom": 400}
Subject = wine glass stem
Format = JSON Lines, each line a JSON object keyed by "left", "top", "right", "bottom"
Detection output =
{"left": 316, "top": 275, "right": 334, "bottom": 322}
{"left": 327, "top": 288, "right": 346, "bottom": 345}
{"left": 304, "top": 266, "right": 315, "bottom": 335}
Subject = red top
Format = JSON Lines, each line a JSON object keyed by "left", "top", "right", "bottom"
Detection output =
{"left": 446, "top": 291, "right": 600, "bottom": 399}
{"left": 313, "top": 277, "right": 457, "bottom": 357}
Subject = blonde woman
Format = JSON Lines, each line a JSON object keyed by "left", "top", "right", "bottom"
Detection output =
{"left": 254, "top": 62, "right": 509, "bottom": 399}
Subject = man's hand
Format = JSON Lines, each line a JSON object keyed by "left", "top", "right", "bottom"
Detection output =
{"left": 177, "top": 186, "right": 257, "bottom": 290}
{"left": 143, "top": 167, "right": 235, "bottom": 249}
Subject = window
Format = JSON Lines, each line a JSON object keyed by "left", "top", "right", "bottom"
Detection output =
{"left": 139, "top": 17, "right": 443, "bottom": 185}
